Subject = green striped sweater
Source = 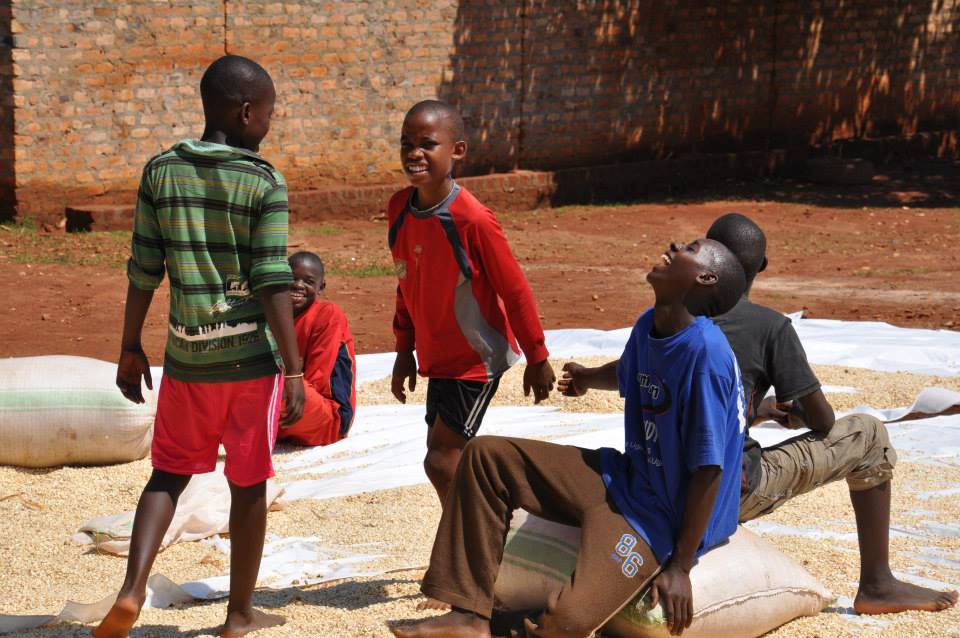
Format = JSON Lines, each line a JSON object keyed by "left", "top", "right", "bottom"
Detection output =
{"left": 128, "top": 139, "right": 293, "bottom": 382}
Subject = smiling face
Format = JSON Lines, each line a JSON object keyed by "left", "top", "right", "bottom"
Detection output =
{"left": 399, "top": 109, "right": 466, "bottom": 191}
{"left": 646, "top": 239, "right": 720, "bottom": 301}
{"left": 289, "top": 258, "right": 325, "bottom": 316}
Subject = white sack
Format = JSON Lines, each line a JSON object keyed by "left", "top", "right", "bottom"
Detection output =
{"left": 495, "top": 512, "right": 833, "bottom": 638}
{"left": 0, "top": 356, "right": 156, "bottom": 467}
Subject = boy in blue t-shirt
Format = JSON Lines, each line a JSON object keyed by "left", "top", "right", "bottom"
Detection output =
{"left": 393, "top": 239, "right": 746, "bottom": 638}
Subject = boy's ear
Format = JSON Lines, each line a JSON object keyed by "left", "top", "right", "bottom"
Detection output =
{"left": 240, "top": 102, "right": 252, "bottom": 125}
{"left": 452, "top": 140, "right": 467, "bottom": 161}
{"left": 696, "top": 272, "right": 719, "bottom": 286}
{"left": 758, "top": 256, "right": 768, "bottom": 273}
{"left": 319, "top": 278, "right": 327, "bottom": 292}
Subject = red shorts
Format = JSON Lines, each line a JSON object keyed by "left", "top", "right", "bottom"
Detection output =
{"left": 152, "top": 373, "right": 281, "bottom": 487}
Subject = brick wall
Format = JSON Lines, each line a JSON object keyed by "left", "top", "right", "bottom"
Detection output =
{"left": 5, "top": 1, "right": 960, "bottom": 222}
{"left": 8, "top": 0, "right": 223, "bottom": 221}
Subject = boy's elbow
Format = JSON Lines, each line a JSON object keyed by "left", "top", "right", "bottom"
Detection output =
{"left": 810, "top": 409, "right": 835, "bottom": 434}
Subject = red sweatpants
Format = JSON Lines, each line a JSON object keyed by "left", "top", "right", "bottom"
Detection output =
{"left": 279, "top": 383, "right": 344, "bottom": 446}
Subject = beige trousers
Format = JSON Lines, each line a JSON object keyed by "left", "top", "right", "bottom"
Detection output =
{"left": 740, "top": 414, "right": 897, "bottom": 522}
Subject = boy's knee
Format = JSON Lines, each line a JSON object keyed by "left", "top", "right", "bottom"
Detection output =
{"left": 841, "top": 414, "right": 897, "bottom": 490}
{"left": 423, "top": 448, "right": 457, "bottom": 479}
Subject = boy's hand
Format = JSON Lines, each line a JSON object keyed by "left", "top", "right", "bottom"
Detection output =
{"left": 116, "top": 347, "right": 153, "bottom": 404}
{"left": 391, "top": 350, "right": 417, "bottom": 403}
{"left": 650, "top": 563, "right": 694, "bottom": 636}
{"left": 280, "top": 376, "right": 305, "bottom": 427}
{"left": 523, "top": 358, "right": 556, "bottom": 404}
{"left": 754, "top": 396, "right": 789, "bottom": 426}
{"left": 755, "top": 397, "right": 806, "bottom": 429}
{"left": 558, "top": 362, "right": 588, "bottom": 397}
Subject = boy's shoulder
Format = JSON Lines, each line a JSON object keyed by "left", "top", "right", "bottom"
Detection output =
{"left": 388, "top": 186, "right": 415, "bottom": 214}
{"left": 144, "top": 140, "right": 286, "bottom": 191}
{"left": 714, "top": 297, "right": 791, "bottom": 334}
{"left": 448, "top": 184, "right": 495, "bottom": 223}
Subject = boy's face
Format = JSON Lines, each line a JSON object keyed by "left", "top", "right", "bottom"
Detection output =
{"left": 399, "top": 110, "right": 466, "bottom": 189}
{"left": 289, "top": 259, "right": 325, "bottom": 316}
{"left": 240, "top": 85, "right": 276, "bottom": 152}
{"left": 646, "top": 239, "right": 719, "bottom": 298}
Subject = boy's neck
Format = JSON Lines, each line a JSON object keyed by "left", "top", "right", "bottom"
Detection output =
{"left": 651, "top": 301, "right": 696, "bottom": 338}
{"left": 201, "top": 127, "right": 257, "bottom": 153}
{"left": 414, "top": 177, "right": 455, "bottom": 210}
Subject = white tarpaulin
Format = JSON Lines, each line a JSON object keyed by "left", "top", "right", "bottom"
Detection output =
{"left": 73, "top": 468, "right": 285, "bottom": 555}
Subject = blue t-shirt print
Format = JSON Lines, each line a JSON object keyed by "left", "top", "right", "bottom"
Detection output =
{"left": 600, "top": 310, "right": 746, "bottom": 564}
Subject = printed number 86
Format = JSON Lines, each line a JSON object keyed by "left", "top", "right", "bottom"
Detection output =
{"left": 615, "top": 533, "right": 645, "bottom": 578}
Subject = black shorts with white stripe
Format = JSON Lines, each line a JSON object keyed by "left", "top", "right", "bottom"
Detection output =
{"left": 424, "top": 375, "right": 503, "bottom": 439}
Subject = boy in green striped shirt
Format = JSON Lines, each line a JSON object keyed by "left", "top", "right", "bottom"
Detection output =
{"left": 94, "top": 56, "right": 303, "bottom": 638}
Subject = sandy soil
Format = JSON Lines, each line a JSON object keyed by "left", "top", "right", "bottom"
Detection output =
{"left": 1, "top": 169, "right": 959, "bottom": 363}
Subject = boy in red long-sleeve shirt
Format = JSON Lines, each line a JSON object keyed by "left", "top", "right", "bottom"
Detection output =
{"left": 388, "top": 100, "right": 556, "bottom": 506}
{"left": 279, "top": 251, "right": 357, "bottom": 447}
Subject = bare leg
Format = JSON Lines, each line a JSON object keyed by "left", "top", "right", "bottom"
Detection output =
{"left": 423, "top": 415, "right": 468, "bottom": 506}
{"left": 852, "top": 481, "right": 958, "bottom": 614}
{"left": 92, "top": 470, "right": 192, "bottom": 638}
{"left": 418, "top": 416, "right": 467, "bottom": 611}
{"left": 220, "top": 480, "right": 286, "bottom": 638}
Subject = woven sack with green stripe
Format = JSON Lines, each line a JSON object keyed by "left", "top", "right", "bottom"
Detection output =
{"left": 494, "top": 511, "right": 833, "bottom": 638}
{"left": 0, "top": 356, "right": 156, "bottom": 467}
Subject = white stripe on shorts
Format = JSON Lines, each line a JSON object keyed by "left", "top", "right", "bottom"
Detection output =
{"left": 463, "top": 379, "right": 496, "bottom": 437}
{"left": 266, "top": 373, "right": 281, "bottom": 453}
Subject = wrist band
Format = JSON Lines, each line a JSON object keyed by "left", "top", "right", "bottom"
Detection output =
{"left": 283, "top": 372, "right": 304, "bottom": 379}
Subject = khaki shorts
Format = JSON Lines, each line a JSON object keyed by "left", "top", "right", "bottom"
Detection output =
{"left": 740, "top": 413, "right": 897, "bottom": 522}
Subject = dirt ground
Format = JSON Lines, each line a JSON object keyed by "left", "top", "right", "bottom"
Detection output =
{"left": 1, "top": 164, "right": 958, "bottom": 363}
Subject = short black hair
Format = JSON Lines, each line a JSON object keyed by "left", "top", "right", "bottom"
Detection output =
{"left": 685, "top": 239, "right": 747, "bottom": 317}
{"left": 200, "top": 55, "right": 274, "bottom": 112}
{"left": 404, "top": 99, "right": 465, "bottom": 140}
{"left": 706, "top": 213, "right": 767, "bottom": 285}
{"left": 289, "top": 251, "right": 325, "bottom": 278}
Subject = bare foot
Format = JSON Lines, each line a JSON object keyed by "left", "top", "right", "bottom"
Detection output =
{"left": 392, "top": 610, "right": 491, "bottom": 638}
{"left": 91, "top": 594, "right": 142, "bottom": 638}
{"left": 854, "top": 576, "right": 959, "bottom": 614}
{"left": 417, "top": 597, "right": 452, "bottom": 611}
{"left": 220, "top": 608, "right": 286, "bottom": 637}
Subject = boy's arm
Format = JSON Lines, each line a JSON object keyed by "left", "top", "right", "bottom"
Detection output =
{"left": 391, "top": 286, "right": 417, "bottom": 403}
{"left": 258, "top": 285, "right": 304, "bottom": 425}
{"left": 301, "top": 312, "right": 337, "bottom": 391}
{"left": 755, "top": 389, "right": 835, "bottom": 433}
{"left": 117, "top": 282, "right": 155, "bottom": 404}
{"left": 650, "top": 466, "right": 723, "bottom": 636}
{"left": 765, "top": 320, "right": 834, "bottom": 432}
{"left": 250, "top": 184, "right": 302, "bottom": 425}
{"left": 558, "top": 360, "right": 620, "bottom": 396}
{"left": 471, "top": 212, "right": 554, "bottom": 401}
{"left": 118, "top": 169, "right": 164, "bottom": 404}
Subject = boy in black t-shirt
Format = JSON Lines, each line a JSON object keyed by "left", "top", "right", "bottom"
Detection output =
{"left": 708, "top": 212, "right": 957, "bottom": 615}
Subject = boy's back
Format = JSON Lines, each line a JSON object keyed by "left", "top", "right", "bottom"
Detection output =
{"left": 131, "top": 140, "right": 292, "bottom": 382}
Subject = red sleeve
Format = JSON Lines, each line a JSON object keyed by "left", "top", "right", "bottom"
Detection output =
{"left": 392, "top": 285, "right": 416, "bottom": 352}
{"left": 302, "top": 305, "right": 343, "bottom": 394}
{"left": 470, "top": 209, "right": 549, "bottom": 364}
{"left": 388, "top": 188, "right": 416, "bottom": 353}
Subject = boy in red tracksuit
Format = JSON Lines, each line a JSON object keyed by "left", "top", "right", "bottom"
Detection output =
{"left": 388, "top": 100, "right": 556, "bottom": 506}
{"left": 279, "top": 251, "right": 357, "bottom": 447}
